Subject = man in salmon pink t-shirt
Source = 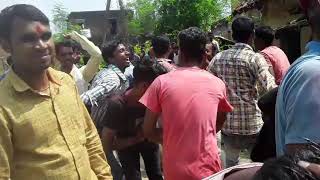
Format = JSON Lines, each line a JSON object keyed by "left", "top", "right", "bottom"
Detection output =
{"left": 139, "top": 27, "right": 234, "bottom": 180}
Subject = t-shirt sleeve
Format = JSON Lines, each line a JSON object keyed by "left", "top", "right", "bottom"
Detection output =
{"left": 284, "top": 66, "right": 320, "bottom": 145}
{"left": 218, "top": 81, "right": 233, "bottom": 112}
{"left": 102, "top": 99, "right": 124, "bottom": 130}
{"left": 139, "top": 78, "right": 162, "bottom": 113}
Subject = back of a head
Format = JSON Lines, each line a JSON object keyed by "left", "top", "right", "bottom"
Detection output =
{"left": 178, "top": 27, "right": 207, "bottom": 63}
{"left": 152, "top": 35, "right": 170, "bottom": 57}
{"left": 133, "top": 60, "right": 168, "bottom": 85}
{"left": 101, "top": 40, "right": 121, "bottom": 63}
{"left": 232, "top": 16, "right": 255, "bottom": 43}
{"left": 253, "top": 149, "right": 320, "bottom": 180}
{"left": 0, "top": 4, "right": 49, "bottom": 41}
{"left": 255, "top": 26, "right": 275, "bottom": 46}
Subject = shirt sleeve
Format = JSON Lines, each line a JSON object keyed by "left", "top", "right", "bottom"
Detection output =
{"left": 70, "top": 31, "right": 103, "bottom": 83}
{"left": 284, "top": 67, "right": 320, "bottom": 146}
{"left": 252, "top": 53, "right": 277, "bottom": 93}
{"left": 81, "top": 78, "right": 119, "bottom": 106}
{"left": 139, "top": 78, "right": 162, "bottom": 113}
{"left": 207, "top": 53, "right": 220, "bottom": 75}
{"left": 218, "top": 82, "right": 234, "bottom": 112}
{"left": 0, "top": 107, "right": 13, "bottom": 179}
{"left": 77, "top": 90, "right": 113, "bottom": 180}
{"left": 102, "top": 99, "right": 124, "bottom": 130}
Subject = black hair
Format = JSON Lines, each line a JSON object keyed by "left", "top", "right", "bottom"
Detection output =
{"left": 178, "top": 27, "right": 207, "bottom": 63}
{"left": 0, "top": 4, "right": 49, "bottom": 41}
{"left": 55, "top": 40, "right": 74, "bottom": 55}
{"left": 133, "top": 60, "right": 167, "bottom": 85}
{"left": 151, "top": 35, "right": 170, "bottom": 57}
{"left": 101, "top": 40, "right": 122, "bottom": 63}
{"left": 254, "top": 149, "right": 320, "bottom": 180}
{"left": 232, "top": 16, "right": 255, "bottom": 43}
{"left": 255, "top": 25, "right": 275, "bottom": 46}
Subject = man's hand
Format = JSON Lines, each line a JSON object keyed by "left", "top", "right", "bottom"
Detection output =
{"left": 298, "top": 161, "right": 320, "bottom": 178}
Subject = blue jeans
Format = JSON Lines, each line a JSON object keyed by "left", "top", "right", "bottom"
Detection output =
{"left": 222, "top": 133, "right": 257, "bottom": 168}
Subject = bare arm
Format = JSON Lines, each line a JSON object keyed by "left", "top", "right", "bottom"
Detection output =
{"left": 101, "top": 127, "right": 144, "bottom": 152}
{"left": 216, "top": 112, "right": 227, "bottom": 133}
{"left": 143, "top": 109, "right": 162, "bottom": 144}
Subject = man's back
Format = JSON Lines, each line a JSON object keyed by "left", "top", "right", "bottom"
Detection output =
{"left": 276, "top": 41, "right": 320, "bottom": 156}
{"left": 140, "top": 67, "right": 233, "bottom": 180}
{"left": 208, "top": 43, "right": 276, "bottom": 135}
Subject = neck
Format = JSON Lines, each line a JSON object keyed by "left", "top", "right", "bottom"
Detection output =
{"left": 61, "top": 65, "right": 73, "bottom": 74}
{"left": 179, "top": 60, "right": 201, "bottom": 68}
{"left": 313, "top": 32, "right": 320, "bottom": 42}
{"left": 125, "top": 88, "right": 141, "bottom": 107}
{"left": 110, "top": 62, "right": 126, "bottom": 72}
{"left": 156, "top": 54, "right": 167, "bottom": 59}
{"left": 13, "top": 66, "right": 49, "bottom": 91}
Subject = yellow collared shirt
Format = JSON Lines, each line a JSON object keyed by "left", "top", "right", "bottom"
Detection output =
{"left": 0, "top": 68, "right": 112, "bottom": 180}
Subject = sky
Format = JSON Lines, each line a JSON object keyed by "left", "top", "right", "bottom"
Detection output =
{"left": 0, "top": 0, "right": 131, "bottom": 20}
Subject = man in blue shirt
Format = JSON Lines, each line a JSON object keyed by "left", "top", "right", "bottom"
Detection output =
{"left": 276, "top": 0, "right": 320, "bottom": 156}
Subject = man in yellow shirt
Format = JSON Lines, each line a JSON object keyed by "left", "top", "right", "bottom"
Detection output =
{"left": 0, "top": 4, "right": 112, "bottom": 180}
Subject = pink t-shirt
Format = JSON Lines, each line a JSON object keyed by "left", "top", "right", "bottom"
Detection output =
{"left": 140, "top": 67, "right": 233, "bottom": 180}
{"left": 261, "top": 46, "right": 290, "bottom": 85}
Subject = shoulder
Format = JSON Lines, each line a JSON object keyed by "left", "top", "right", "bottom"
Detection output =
{"left": 213, "top": 50, "right": 232, "bottom": 60}
{"left": 103, "top": 95, "right": 126, "bottom": 120}
{"left": 287, "top": 55, "right": 320, "bottom": 78}
{"left": 49, "top": 68, "right": 76, "bottom": 87}
{"left": 93, "top": 68, "right": 121, "bottom": 82}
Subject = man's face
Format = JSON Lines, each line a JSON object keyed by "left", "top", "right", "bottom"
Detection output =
{"left": 56, "top": 46, "right": 74, "bottom": 70}
{"left": 112, "top": 44, "right": 130, "bottom": 69}
{"left": 205, "top": 43, "right": 214, "bottom": 61}
{"left": 5, "top": 17, "right": 54, "bottom": 73}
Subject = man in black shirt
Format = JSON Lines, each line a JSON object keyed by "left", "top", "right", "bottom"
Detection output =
{"left": 100, "top": 61, "right": 167, "bottom": 180}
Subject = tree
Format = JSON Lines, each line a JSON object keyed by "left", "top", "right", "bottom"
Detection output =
{"left": 155, "top": 0, "right": 224, "bottom": 36}
{"left": 52, "top": 3, "right": 69, "bottom": 33}
{"left": 127, "top": 0, "right": 156, "bottom": 36}
{"left": 51, "top": 2, "right": 81, "bottom": 42}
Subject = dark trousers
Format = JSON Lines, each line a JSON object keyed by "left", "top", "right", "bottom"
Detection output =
{"left": 118, "top": 141, "right": 163, "bottom": 180}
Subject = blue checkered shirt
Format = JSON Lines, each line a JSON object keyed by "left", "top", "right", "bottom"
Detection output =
{"left": 81, "top": 64, "right": 129, "bottom": 106}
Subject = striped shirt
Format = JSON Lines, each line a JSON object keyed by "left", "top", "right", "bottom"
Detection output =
{"left": 81, "top": 64, "right": 129, "bottom": 107}
{"left": 208, "top": 43, "right": 277, "bottom": 135}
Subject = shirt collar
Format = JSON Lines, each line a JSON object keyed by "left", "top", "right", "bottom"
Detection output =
{"left": 8, "top": 67, "right": 62, "bottom": 93}
{"left": 234, "top": 43, "right": 254, "bottom": 50}
{"left": 107, "top": 64, "right": 127, "bottom": 81}
{"left": 306, "top": 41, "right": 320, "bottom": 52}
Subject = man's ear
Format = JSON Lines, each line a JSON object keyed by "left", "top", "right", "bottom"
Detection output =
{"left": 0, "top": 39, "right": 12, "bottom": 54}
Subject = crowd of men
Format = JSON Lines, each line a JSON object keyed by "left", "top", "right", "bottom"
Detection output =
{"left": 0, "top": 0, "right": 320, "bottom": 180}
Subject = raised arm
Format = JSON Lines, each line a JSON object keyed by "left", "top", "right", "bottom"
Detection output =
{"left": 70, "top": 31, "right": 103, "bottom": 82}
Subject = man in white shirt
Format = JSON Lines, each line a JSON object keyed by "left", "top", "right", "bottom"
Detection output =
{"left": 55, "top": 31, "right": 102, "bottom": 94}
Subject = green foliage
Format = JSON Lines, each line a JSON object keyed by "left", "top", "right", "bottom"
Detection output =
{"left": 133, "top": 40, "right": 152, "bottom": 57}
{"left": 155, "top": 0, "right": 224, "bottom": 36}
{"left": 127, "top": 0, "right": 156, "bottom": 36}
{"left": 51, "top": 2, "right": 81, "bottom": 43}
